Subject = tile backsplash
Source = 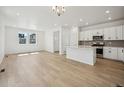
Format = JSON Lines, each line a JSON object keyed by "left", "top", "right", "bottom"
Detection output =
{"left": 79, "top": 40, "right": 124, "bottom": 47}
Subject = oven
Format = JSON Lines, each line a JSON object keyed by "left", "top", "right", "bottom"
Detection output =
{"left": 96, "top": 47, "right": 103, "bottom": 58}
{"left": 92, "top": 42, "right": 104, "bottom": 58}
{"left": 92, "top": 36, "right": 104, "bottom": 58}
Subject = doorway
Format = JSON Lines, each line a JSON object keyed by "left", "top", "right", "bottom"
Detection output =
{"left": 53, "top": 31, "right": 60, "bottom": 53}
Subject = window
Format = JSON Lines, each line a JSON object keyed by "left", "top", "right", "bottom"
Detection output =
{"left": 18, "top": 33, "right": 27, "bottom": 44}
{"left": 29, "top": 33, "right": 36, "bottom": 44}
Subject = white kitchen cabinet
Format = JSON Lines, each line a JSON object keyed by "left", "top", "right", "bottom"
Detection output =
{"left": 118, "top": 48, "right": 124, "bottom": 62}
{"left": 104, "top": 27, "right": 116, "bottom": 40}
{"left": 79, "top": 31, "right": 82, "bottom": 40}
{"left": 84, "top": 30, "right": 92, "bottom": 41}
{"left": 79, "top": 25, "right": 124, "bottom": 41}
{"left": 110, "top": 27, "right": 116, "bottom": 40}
{"left": 103, "top": 47, "right": 118, "bottom": 60}
{"left": 79, "top": 31, "right": 85, "bottom": 41}
{"left": 92, "top": 29, "right": 97, "bottom": 36}
{"left": 111, "top": 47, "right": 118, "bottom": 60}
{"left": 115, "top": 25, "right": 123, "bottom": 40}
{"left": 104, "top": 28, "right": 110, "bottom": 40}
{"left": 88, "top": 30, "right": 93, "bottom": 40}
{"left": 84, "top": 31, "right": 88, "bottom": 41}
{"left": 70, "top": 27, "right": 79, "bottom": 47}
{"left": 92, "top": 29, "right": 103, "bottom": 36}
{"left": 123, "top": 25, "right": 124, "bottom": 40}
{"left": 103, "top": 47, "right": 111, "bottom": 59}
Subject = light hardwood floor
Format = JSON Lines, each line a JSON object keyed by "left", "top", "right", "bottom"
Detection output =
{"left": 0, "top": 51, "right": 124, "bottom": 87}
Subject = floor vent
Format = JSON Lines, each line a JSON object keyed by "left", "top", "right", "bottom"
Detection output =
{"left": 5, "top": 55, "right": 8, "bottom": 58}
{"left": 0, "top": 68, "right": 5, "bottom": 73}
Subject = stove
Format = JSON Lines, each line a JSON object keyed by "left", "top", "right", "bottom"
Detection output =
{"left": 92, "top": 41, "right": 105, "bottom": 58}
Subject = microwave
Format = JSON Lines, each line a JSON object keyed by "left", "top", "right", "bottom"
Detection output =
{"left": 93, "top": 36, "right": 103, "bottom": 41}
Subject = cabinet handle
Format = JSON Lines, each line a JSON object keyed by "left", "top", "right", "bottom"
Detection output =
{"left": 109, "top": 51, "right": 111, "bottom": 53}
{"left": 122, "top": 49, "right": 124, "bottom": 53}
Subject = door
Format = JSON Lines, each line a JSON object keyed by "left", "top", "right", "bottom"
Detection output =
{"left": 118, "top": 48, "right": 124, "bottom": 61}
{"left": 104, "top": 27, "right": 116, "bottom": 40}
{"left": 111, "top": 47, "right": 118, "bottom": 60}
{"left": 109, "top": 27, "right": 116, "bottom": 40}
{"left": 54, "top": 31, "right": 59, "bottom": 52}
{"left": 104, "top": 28, "right": 110, "bottom": 40}
{"left": 103, "top": 47, "right": 111, "bottom": 59}
{"left": 115, "top": 25, "right": 123, "bottom": 40}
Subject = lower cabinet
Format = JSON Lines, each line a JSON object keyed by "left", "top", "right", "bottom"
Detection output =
{"left": 104, "top": 47, "right": 124, "bottom": 62}
{"left": 103, "top": 47, "right": 118, "bottom": 60}
{"left": 103, "top": 47, "right": 111, "bottom": 59}
{"left": 117, "top": 48, "right": 124, "bottom": 62}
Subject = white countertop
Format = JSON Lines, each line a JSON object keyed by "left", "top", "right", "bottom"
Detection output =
{"left": 78, "top": 45, "right": 124, "bottom": 48}
{"left": 67, "top": 45, "right": 95, "bottom": 48}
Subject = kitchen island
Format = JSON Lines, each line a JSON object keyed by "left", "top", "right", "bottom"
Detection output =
{"left": 66, "top": 46, "right": 96, "bottom": 65}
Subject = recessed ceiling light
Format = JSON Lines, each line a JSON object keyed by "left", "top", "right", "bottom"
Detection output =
{"left": 73, "top": 24, "right": 77, "bottom": 27}
{"left": 108, "top": 17, "right": 112, "bottom": 20}
{"left": 16, "top": 12, "right": 20, "bottom": 16}
{"left": 85, "top": 22, "right": 89, "bottom": 25}
{"left": 54, "top": 24, "right": 57, "bottom": 26}
{"left": 64, "top": 24, "right": 68, "bottom": 26}
{"left": 105, "top": 10, "right": 110, "bottom": 14}
{"left": 13, "top": 25, "right": 16, "bottom": 27}
{"left": 80, "top": 19, "right": 83, "bottom": 22}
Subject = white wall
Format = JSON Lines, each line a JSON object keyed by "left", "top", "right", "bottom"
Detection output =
{"left": 0, "top": 24, "right": 5, "bottom": 64}
{"left": 44, "top": 31, "right": 54, "bottom": 53}
{"left": 5, "top": 26, "right": 45, "bottom": 54}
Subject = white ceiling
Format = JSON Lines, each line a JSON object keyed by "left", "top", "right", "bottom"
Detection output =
{"left": 0, "top": 6, "right": 124, "bottom": 31}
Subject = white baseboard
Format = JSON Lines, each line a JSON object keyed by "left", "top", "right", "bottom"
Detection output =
{"left": 0, "top": 55, "right": 5, "bottom": 65}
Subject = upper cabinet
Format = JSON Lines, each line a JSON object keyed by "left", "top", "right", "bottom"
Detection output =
{"left": 79, "top": 25, "right": 124, "bottom": 41}
{"left": 84, "top": 30, "right": 93, "bottom": 41}
{"left": 88, "top": 30, "right": 93, "bottom": 40}
{"left": 92, "top": 29, "right": 103, "bottom": 36}
{"left": 79, "top": 30, "right": 92, "bottom": 41}
{"left": 84, "top": 31, "right": 88, "bottom": 41}
{"left": 115, "top": 25, "right": 123, "bottom": 40}
{"left": 104, "top": 27, "right": 116, "bottom": 40}
{"left": 123, "top": 25, "right": 124, "bottom": 40}
{"left": 79, "top": 31, "right": 85, "bottom": 41}
{"left": 104, "top": 25, "right": 123, "bottom": 40}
